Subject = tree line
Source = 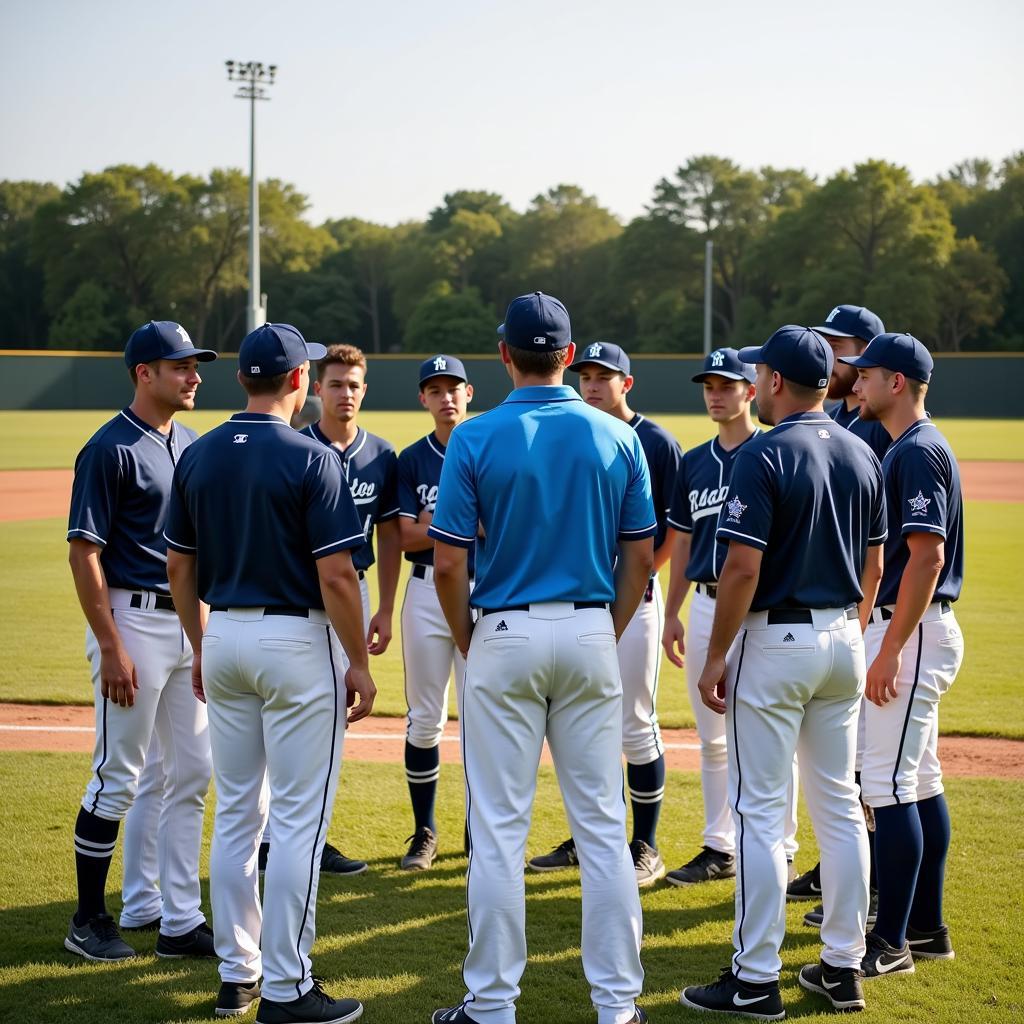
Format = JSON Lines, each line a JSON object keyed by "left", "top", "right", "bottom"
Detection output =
{"left": 1, "top": 154, "right": 1021, "bottom": 354}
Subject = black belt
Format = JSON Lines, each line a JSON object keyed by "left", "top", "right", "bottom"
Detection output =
{"left": 696, "top": 582, "right": 718, "bottom": 598}
{"left": 644, "top": 577, "right": 655, "bottom": 603}
{"left": 477, "top": 601, "right": 608, "bottom": 617}
{"left": 876, "top": 600, "right": 950, "bottom": 621}
{"left": 765, "top": 606, "right": 857, "bottom": 625}
{"left": 412, "top": 564, "right": 429, "bottom": 579}
{"left": 357, "top": 570, "right": 365, "bottom": 580}
{"left": 130, "top": 593, "right": 175, "bottom": 612}
{"left": 209, "top": 605, "right": 312, "bottom": 618}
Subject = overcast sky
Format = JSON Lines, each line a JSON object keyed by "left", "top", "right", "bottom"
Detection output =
{"left": 2, "top": 0, "right": 1021, "bottom": 225}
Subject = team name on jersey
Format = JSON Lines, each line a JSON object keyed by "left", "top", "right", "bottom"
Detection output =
{"left": 690, "top": 485, "right": 729, "bottom": 516}
{"left": 348, "top": 476, "right": 377, "bottom": 505}
{"left": 416, "top": 483, "right": 439, "bottom": 511}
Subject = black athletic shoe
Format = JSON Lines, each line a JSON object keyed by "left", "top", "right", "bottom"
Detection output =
{"left": 64, "top": 913, "right": 136, "bottom": 962}
{"left": 156, "top": 921, "right": 217, "bottom": 959}
{"left": 680, "top": 966, "right": 786, "bottom": 1019}
{"left": 526, "top": 837, "right": 578, "bottom": 872}
{"left": 258, "top": 842, "right": 270, "bottom": 875}
{"left": 401, "top": 827, "right": 438, "bottom": 871}
{"left": 321, "top": 843, "right": 368, "bottom": 876}
{"left": 432, "top": 1006, "right": 477, "bottom": 1023}
{"left": 665, "top": 846, "right": 736, "bottom": 887}
{"left": 256, "top": 977, "right": 362, "bottom": 1023}
{"left": 216, "top": 980, "right": 262, "bottom": 1018}
{"left": 798, "top": 960, "right": 866, "bottom": 1012}
{"left": 786, "top": 863, "right": 822, "bottom": 901}
{"left": 630, "top": 839, "right": 666, "bottom": 887}
{"left": 803, "top": 891, "right": 877, "bottom": 929}
{"left": 861, "top": 931, "right": 915, "bottom": 979}
{"left": 120, "top": 916, "right": 161, "bottom": 932}
{"left": 906, "top": 924, "right": 955, "bottom": 960}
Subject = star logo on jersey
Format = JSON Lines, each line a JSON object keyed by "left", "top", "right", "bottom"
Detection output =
{"left": 725, "top": 495, "right": 747, "bottom": 523}
{"left": 711, "top": 350, "right": 725, "bottom": 367}
{"left": 587, "top": 343, "right": 603, "bottom": 359}
{"left": 908, "top": 491, "right": 931, "bottom": 516}
{"left": 818, "top": 429, "right": 831, "bottom": 439}
{"left": 433, "top": 356, "right": 447, "bottom": 371}
{"left": 175, "top": 324, "right": 192, "bottom": 346}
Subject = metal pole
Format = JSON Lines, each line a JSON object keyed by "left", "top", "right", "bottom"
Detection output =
{"left": 703, "top": 239, "right": 713, "bottom": 355}
{"left": 248, "top": 87, "right": 262, "bottom": 331}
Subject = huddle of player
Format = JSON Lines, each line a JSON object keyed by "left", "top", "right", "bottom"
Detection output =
{"left": 63, "top": 298, "right": 962, "bottom": 1023}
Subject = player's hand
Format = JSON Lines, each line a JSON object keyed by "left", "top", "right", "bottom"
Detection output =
{"left": 662, "top": 617, "right": 686, "bottom": 668}
{"left": 100, "top": 644, "right": 138, "bottom": 708}
{"left": 191, "top": 652, "right": 206, "bottom": 704}
{"left": 344, "top": 666, "right": 377, "bottom": 723}
{"left": 866, "top": 650, "right": 901, "bottom": 706}
{"left": 366, "top": 611, "right": 392, "bottom": 655}
{"left": 697, "top": 654, "right": 727, "bottom": 715}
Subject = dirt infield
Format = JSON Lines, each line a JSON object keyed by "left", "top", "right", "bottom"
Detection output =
{"left": 1, "top": 702, "right": 1021, "bottom": 779}
{"left": 1, "top": 461, "right": 1022, "bottom": 524}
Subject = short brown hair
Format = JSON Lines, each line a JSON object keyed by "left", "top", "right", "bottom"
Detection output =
{"left": 317, "top": 344, "right": 366, "bottom": 380}
{"left": 507, "top": 347, "right": 570, "bottom": 377}
{"left": 240, "top": 372, "right": 289, "bottom": 396}
{"left": 781, "top": 377, "right": 828, "bottom": 402}
{"left": 880, "top": 368, "right": 928, "bottom": 400}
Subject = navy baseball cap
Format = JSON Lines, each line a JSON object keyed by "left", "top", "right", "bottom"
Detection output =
{"left": 692, "top": 347, "right": 756, "bottom": 384}
{"left": 568, "top": 341, "right": 630, "bottom": 375}
{"left": 238, "top": 323, "right": 327, "bottom": 378}
{"left": 739, "top": 325, "right": 834, "bottom": 389}
{"left": 502, "top": 291, "right": 571, "bottom": 351}
{"left": 419, "top": 354, "right": 468, "bottom": 386}
{"left": 838, "top": 332, "right": 934, "bottom": 383}
{"left": 124, "top": 321, "right": 217, "bottom": 368}
{"left": 812, "top": 304, "right": 885, "bottom": 344}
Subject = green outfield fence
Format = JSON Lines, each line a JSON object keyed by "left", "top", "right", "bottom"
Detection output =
{"left": 1, "top": 350, "right": 1021, "bottom": 416}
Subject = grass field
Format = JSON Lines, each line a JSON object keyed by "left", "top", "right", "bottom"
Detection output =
{"left": 0, "top": 752, "right": 1020, "bottom": 1023}
{"left": 3, "top": 501, "right": 1021, "bottom": 737}
{"left": 2, "top": 411, "right": 1023, "bottom": 471}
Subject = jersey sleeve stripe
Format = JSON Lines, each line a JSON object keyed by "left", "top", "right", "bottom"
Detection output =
{"left": 67, "top": 527, "right": 107, "bottom": 545}
{"left": 162, "top": 532, "right": 197, "bottom": 552}
{"left": 398, "top": 511, "right": 419, "bottom": 520}
{"left": 427, "top": 524, "right": 475, "bottom": 546}
{"left": 717, "top": 526, "right": 768, "bottom": 548}
{"left": 311, "top": 533, "right": 366, "bottom": 555}
{"left": 620, "top": 523, "right": 657, "bottom": 537}
{"left": 377, "top": 506, "right": 402, "bottom": 521}
{"left": 665, "top": 515, "right": 691, "bottom": 532}
{"left": 901, "top": 522, "right": 946, "bottom": 536}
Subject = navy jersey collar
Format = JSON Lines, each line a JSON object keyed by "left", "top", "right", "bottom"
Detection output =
{"left": 310, "top": 422, "right": 365, "bottom": 457}
{"left": 777, "top": 411, "right": 835, "bottom": 426}
{"left": 505, "top": 384, "right": 582, "bottom": 404}
{"left": 712, "top": 428, "right": 760, "bottom": 458}
{"left": 229, "top": 412, "right": 290, "bottom": 424}
{"left": 121, "top": 406, "right": 174, "bottom": 440}
{"left": 889, "top": 417, "right": 934, "bottom": 451}
{"left": 427, "top": 433, "right": 447, "bottom": 458}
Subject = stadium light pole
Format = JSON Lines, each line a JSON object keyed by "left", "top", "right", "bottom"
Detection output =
{"left": 225, "top": 60, "right": 277, "bottom": 333}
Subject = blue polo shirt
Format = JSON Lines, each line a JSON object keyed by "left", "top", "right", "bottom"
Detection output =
{"left": 301, "top": 423, "right": 399, "bottom": 572}
{"left": 428, "top": 385, "right": 656, "bottom": 608}
{"left": 717, "top": 412, "right": 887, "bottom": 611}
{"left": 877, "top": 419, "right": 963, "bottom": 606}
{"left": 630, "top": 413, "right": 682, "bottom": 554}
{"left": 829, "top": 401, "right": 892, "bottom": 462}
{"left": 164, "top": 413, "right": 365, "bottom": 608}
{"left": 67, "top": 408, "right": 197, "bottom": 594}
{"left": 667, "top": 430, "right": 762, "bottom": 583}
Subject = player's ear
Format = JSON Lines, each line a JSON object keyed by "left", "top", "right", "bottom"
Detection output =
{"left": 498, "top": 340, "right": 512, "bottom": 366}
{"left": 288, "top": 365, "right": 303, "bottom": 392}
{"left": 465, "top": 383, "right": 474, "bottom": 404}
{"left": 622, "top": 374, "right": 634, "bottom": 394}
{"left": 313, "top": 380, "right": 322, "bottom": 397}
{"left": 418, "top": 390, "right": 427, "bottom": 409}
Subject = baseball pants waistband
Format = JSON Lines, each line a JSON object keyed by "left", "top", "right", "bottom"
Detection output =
{"left": 695, "top": 582, "right": 718, "bottom": 599}
{"left": 108, "top": 587, "right": 176, "bottom": 612}
{"left": 476, "top": 601, "right": 608, "bottom": 618}
{"left": 411, "top": 564, "right": 474, "bottom": 584}
{"left": 869, "top": 600, "right": 951, "bottom": 626}
{"left": 743, "top": 606, "right": 856, "bottom": 630}
{"left": 208, "top": 606, "right": 330, "bottom": 624}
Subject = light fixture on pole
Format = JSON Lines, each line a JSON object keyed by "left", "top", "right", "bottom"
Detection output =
{"left": 225, "top": 60, "right": 277, "bottom": 333}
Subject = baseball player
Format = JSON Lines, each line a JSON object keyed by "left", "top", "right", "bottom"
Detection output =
{"left": 395, "top": 354, "right": 474, "bottom": 871}
{"left": 64, "top": 320, "right": 216, "bottom": 963}
{"left": 259, "top": 343, "right": 400, "bottom": 877}
{"left": 842, "top": 333, "right": 964, "bottom": 977}
{"left": 165, "top": 322, "right": 374, "bottom": 1023}
{"left": 680, "top": 326, "right": 887, "bottom": 1017}
{"left": 527, "top": 341, "right": 679, "bottom": 886}
{"left": 428, "top": 292, "right": 653, "bottom": 1024}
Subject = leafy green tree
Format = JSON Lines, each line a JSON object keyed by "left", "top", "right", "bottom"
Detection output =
{"left": 49, "top": 282, "right": 120, "bottom": 348}
{"left": 935, "top": 237, "right": 1008, "bottom": 351}
{"left": 403, "top": 283, "right": 497, "bottom": 353}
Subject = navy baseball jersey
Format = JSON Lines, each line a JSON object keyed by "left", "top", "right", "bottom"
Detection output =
{"left": 829, "top": 401, "right": 891, "bottom": 462}
{"left": 428, "top": 385, "right": 655, "bottom": 608}
{"left": 67, "top": 408, "right": 197, "bottom": 593}
{"left": 164, "top": 413, "right": 365, "bottom": 608}
{"left": 301, "top": 423, "right": 399, "bottom": 572}
{"left": 398, "top": 433, "right": 476, "bottom": 574}
{"left": 667, "top": 430, "right": 762, "bottom": 583}
{"left": 630, "top": 413, "right": 681, "bottom": 553}
{"left": 876, "top": 419, "right": 963, "bottom": 607}
{"left": 716, "top": 412, "right": 887, "bottom": 611}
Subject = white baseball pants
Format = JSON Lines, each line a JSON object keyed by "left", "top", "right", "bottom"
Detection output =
{"left": 685, "top": 589, "right": 799, "bottom": 858}
{"left": 119, "top": 732, "right": 164, "bottom": 928}
{"left": 860, "top": 605, "right": 964, "bottom": 809}
{"left": 202, "top": 608, "right": 346, "bottom": 1004}
{"left": 617, "top": 581, "right": 664, "bottom": 765}
{"left": 83, "top": 590, "right": 210, "bottom": 937}
{"left": 727, "top": 608, "right": 870, "bottom": 983}
{"left": 460, "top": 604, "right": 643, "bottom": 1024}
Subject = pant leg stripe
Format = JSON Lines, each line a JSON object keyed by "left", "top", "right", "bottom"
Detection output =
{"left": 90, "top": 697, "right": 109, "bottom": 813}
{"left": 731, "top": 630, "right": 749, "bottom": 979}
{"left": 293, "top": 628, "right": 341, "bottom": 998}
{"left": 891, "top": 623, "right": 924, "bottom": 805}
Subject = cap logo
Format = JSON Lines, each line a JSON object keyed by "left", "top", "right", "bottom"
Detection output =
{"left": 587, "top": 343, "right": 603, "bottom": 358}
{"left": 175, "top": 324, "right": 192, "bottom": 346}
{"left": 711, "top": 350, "right": 725, "bottom": 367}
{"left": 818, "top": 377, "right": 828, "bottom": 387}
{"left": 233, "top": 434, "right": 248, "bottom": 444}
{"left": 433, "top": 356, "right": 447, "bottom": 371}
{"left": 826, "top": 306, "right": 841, "bottom": 322}
{"left": 250, "top": 366, "right": 261, "bottom": 374}
{"left": 533, "top": 336, "right": 547, "bottom": 346}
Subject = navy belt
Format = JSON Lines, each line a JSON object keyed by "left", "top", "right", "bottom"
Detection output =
{"left": 877, "top": 600, "right": 950, "bottom": 621}
{"left": 130, "top": 592, "right": 175, "bottom": 612}
{"left": 477, "top": 601, "right": 607, "bottom": 617}
{"left": 209, "top": 605, "right": 312, "bottom": 618}
{"left": 696, "top": 582, "right": 718, "bottom": 598}
{"left": 765, "top": 606, "right": 857, "bottom": 625}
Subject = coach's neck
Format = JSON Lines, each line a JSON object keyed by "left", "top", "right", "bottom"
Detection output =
{"left": 499, "top": 340, "right": 578, "bottom": 389}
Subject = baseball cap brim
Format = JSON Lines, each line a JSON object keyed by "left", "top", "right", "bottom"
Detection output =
{"left": 568, "top": 357, "right": 627, "bottom": 374}
{"left": 305, "top": 342, "right": 328, "bottom": 361}
{"left": 811, "top": 326, "right": 858, "bottom": 338}
{"left": 420, "top": 368, "right": 467, "bottom": 385}
{"left": 737, "top": 345, "right": 765, "bottom": 364}
{"left": 692, "top": 369, "right": 749, "bottom": 383}
{"left": 837, "top": 354, "right": 880, "bottom": 368}
{"left": 160, "top": 345, "right": 218, "bottom": 363}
